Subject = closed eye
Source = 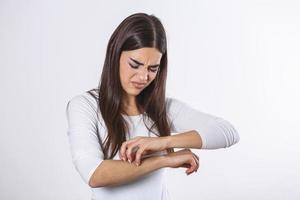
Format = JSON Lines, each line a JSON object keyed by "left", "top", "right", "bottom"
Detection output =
{"left": 129, "top": 63, "right": 139, "bottom": 69}
{"left": 149, "top": 67, "right": 158, "bottom": 72}
{"left": 129, "top": 62, "right": 159, "bottom": 73}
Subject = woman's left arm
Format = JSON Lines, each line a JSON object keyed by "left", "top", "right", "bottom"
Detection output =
{"left": 120, "top": 98, "right": 240, "bottom": 165}
{"left": 166, "top": 97, "right": 240, "bottom": 150}
{"left": 164, "top": 130, "right": 204, "bottom": 149}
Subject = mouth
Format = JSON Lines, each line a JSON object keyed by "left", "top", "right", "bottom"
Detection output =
{"left": 131, "top": 81, "right": 147, "bottom": 89}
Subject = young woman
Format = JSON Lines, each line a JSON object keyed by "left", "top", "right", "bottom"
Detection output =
{"left": 66, "top": 13, "right": 240, "bottom": 200}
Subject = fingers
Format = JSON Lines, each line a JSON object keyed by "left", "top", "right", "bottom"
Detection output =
{"left": 165, "top": 148, "right": 200, "bottom": 175}
{"left": 182, "top": 151, "right": 199, "bottom": 175}
{"left": 120, "top": 136, "right": 159, "bottom": 165}
{"left": 126, "top": 142, "right": 140, "bottom": 163}
{"left": 188, "top": 153, "right": 200, "bottom": 175}
{"left": 193, "top": 153, "right": 199, "bottom": 161}
{"left": 119, "top": 140, "right": 131, "bottom": 161}
{"left": 192, "top": 153, "right": 200, "bottom": 172}
{"left": 179, "top": 155, "right": 199, "bottom": 171}
{"left": 134, "top": 147, "right": 146, "bottom": 166}
{"left": 180, "top": 163, "right": 191, "bottom": 168}
{"left": 119, "top": 137, "right": 141, "bottom": 161}
{"left": 186, "top": 157, "right": 198, "bottom": 175}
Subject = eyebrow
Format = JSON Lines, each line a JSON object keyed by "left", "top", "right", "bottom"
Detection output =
{"left": 129, "top": 57, "right": 160, "bottom": 68}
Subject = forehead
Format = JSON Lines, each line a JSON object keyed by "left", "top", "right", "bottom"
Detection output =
{"left": 122, "top": 47, "right": 162, "bottom": 62}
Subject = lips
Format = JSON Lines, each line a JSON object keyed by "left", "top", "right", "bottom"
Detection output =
{"left": 131, "top": 81, "right": 146, "bottom": 89}
{"left": 132, "top": 81, "right": 146, "bottom": 86}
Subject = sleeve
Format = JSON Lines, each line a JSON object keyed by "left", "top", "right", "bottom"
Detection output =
{"left": 166, "top": 97, "right": 240, "bottom": 149}
{"left": 65, "top": 94, "right": 104, "bottom": 185}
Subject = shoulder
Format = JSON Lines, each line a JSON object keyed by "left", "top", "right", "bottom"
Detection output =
{"left": 165, "top": 97, "right": 210, "bottom": 120}
{"left": 67, "top": 90, "right": 97, "bottom": 108}
{"left": 165, "top": 97, "right": 187, "bottom": 111}
{"left": 66, "top": 88, "right": 100, "bottom": 120}
{"left": 165, "top": 97, "right": 188, "bottom": 119}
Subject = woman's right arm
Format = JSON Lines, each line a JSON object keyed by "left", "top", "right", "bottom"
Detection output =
{"left": 88, "top": 155, "right": 166, "bottom": 187}
{"left": 89, "top": 149, "right": 199, "bottom": 188}
{"left": 66, "top": 94, "right": 198, "bottom": 188}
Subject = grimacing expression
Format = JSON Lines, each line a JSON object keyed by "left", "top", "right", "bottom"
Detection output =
{"left": 119, "top": 47, "right": 162, "bottom": 97}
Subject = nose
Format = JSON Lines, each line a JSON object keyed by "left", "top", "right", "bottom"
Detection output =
{"left": 138, "top": 69, "right": 149, "bottom": 82}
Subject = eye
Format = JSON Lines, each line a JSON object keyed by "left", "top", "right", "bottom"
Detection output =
{"left": 129, "top": 63, "right": 139, "bottom": 69}
{"left": 129, "top": 62, "right": 159, "bottom": 73}
{"left": 149, "top": 68, "right": 158, "bottom": 73}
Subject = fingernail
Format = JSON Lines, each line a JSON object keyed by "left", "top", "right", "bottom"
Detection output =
{"left": 128, "top": 159, "right": 131, "bottom": 163}
{"left": 122, "top": 157, "right": 125, "bottom": 161}
{"left": 135, "top": 162, "right": 139, "bottom": 166}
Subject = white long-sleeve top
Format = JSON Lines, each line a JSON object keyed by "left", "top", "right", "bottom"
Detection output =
{"left": 65, "top": 90, "right": 240, "bottom": 200}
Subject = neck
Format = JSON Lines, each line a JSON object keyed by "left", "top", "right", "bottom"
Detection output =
{"left": 123, "top": 94, "right": 136, "bottom": 107}
{"left": 122, "top": 94, "right": 139, "bottom": 114}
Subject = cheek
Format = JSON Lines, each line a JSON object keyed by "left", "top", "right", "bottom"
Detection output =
{"left": 149, "top": 73, "right": 158, "bottom": 82}
{"left": 120, "top": 65, "right": 134, "bottom": 83}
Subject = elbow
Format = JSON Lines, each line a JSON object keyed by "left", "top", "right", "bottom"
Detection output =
{"left": 88, "top": 171, "right": 107, "bottom": 188}
{"left": 88, "top": 174, "right": 99, "bottom": 188}
{"left": 227, "top": 130, "right": 240, "bottom": 147}
{"left": 222, "top": 119, "right": 240, "bottom": 147}
{"left": 232, "top": 128, "right": 240, "bottom": 146}
{"left": 200, "top": 118, "right": 240, "bottom": 149}
{"left": 88, "top": 177, "right": 98, "bottom": 188}
{"left": 89, "top": 176, "right": 107, "bottom": 188}
{"left": 215, "top": 118, "right": 240, "bottom": 148}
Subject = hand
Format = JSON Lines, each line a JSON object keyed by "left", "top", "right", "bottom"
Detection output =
{"left": 164, "top": 148, "right": 200, "bottom": 175}
{"left": 119, "top": 136, "right": 169, "bottom": 166}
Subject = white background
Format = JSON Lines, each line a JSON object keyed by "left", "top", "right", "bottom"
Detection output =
{"left": 1, "top": 0, "right": 299, "bottom": 199}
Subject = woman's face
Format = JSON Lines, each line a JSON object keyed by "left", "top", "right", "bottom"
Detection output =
{"left": 119, "top": 47, "right": 162, "bottom": 97}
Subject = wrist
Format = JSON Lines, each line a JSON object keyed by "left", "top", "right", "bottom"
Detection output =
{"left": 156, "top": 155, "right": 170, "bottom": 168}
{"left": 163, "top": 135, "right": 172, "bottom": 149}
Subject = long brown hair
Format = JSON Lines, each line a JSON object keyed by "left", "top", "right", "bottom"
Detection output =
{"left": 88, "top": 13, "right": 173, "bottom": 159}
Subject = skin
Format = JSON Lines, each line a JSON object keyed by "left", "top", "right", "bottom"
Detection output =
{"left": 119, "top": 47, "right": 162, "bottom": 115}
{"left": 120, "top": 131, "right": 202, "bottom": 168}
{"left": 90, "top": 148, "right": 199, "bottom": 188}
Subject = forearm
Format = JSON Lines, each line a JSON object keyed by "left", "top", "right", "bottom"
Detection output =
{"left": 165, "top": 130, "right": 203, "bottom": 149}
{"left": 89, "top": 155, "right": 167, "bottom": 188}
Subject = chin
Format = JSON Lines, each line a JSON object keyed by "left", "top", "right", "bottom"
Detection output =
{"left": 126, "top": 88, "right": 144, "bottom": 96}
